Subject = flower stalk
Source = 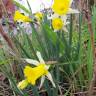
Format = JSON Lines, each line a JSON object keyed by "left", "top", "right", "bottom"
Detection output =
{"left": 83, "top": 2, "right": 96, "bottom": 96}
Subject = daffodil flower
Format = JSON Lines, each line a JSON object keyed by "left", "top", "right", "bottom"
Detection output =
{"left": 48, "top": 13, "right": 69, "bottom": 32}
{"left": 17, "top": 51, "right": 56, "bottom": 90}
{"left": 48, "top": 0, "right": 79, "bottom": 32}
{"left": 52, "top": 0, "right": 79, "bottom": 15}
{"left": 14, "top": 10, "right": 32, "bottom": 22}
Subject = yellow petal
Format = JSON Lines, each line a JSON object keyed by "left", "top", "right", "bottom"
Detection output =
{"left": 14, "top": 11, "right": 32, "bottom": 22}
{"left": 17, "top": 79, "right": 28, "bottom": 90}
{"left": 35, "top": 12, "right": 43, "bottom": 21}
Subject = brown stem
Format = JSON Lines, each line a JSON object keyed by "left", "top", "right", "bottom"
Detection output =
{"left": 0, "top": 0, "right": 8, "bottom": 18}
{"left": 0, "top": 24, "right": 14, "bottom": 49}
{"left": 86, "top": 10, "right": 95, "bottom": 96}
{"left": 82, "top": 1, "right": 96, "bottom": 95}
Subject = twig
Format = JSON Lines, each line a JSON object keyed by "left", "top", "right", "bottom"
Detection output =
{"left": 0, "top": 24, "right": 14, "bottom": 49}
{"left": 82, "top": 1, "right": 96, "bottom": 95}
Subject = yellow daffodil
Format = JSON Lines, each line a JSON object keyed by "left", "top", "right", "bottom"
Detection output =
{"left": 50, "top": 14, "right": 69, "bottom": 32}
{"left": 52, "top": 0, "right": 70, "bottom": 15}
{"left": 52, "top": 0, "right": 79, "bottom": 15}
{"left": 48, "top": 0, "right": 79, "bottom": 32}
{"left": 24, "top": 64, "right": 48, "bottom": 85}
{"left": 17, "top": 51, "right": 55, "bottom": 90}
{"left": 14, "top": 11, "right": 32, "bottom": 22}
{"left": 35, "top": 12, "right": 43, "bottom": 21}
{"left": 52, "top": 18, "right": 63, "bottom": 30}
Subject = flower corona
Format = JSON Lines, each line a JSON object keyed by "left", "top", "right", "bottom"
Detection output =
{"left": 52, "top": 18, "right": 63, "bottom": 30}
